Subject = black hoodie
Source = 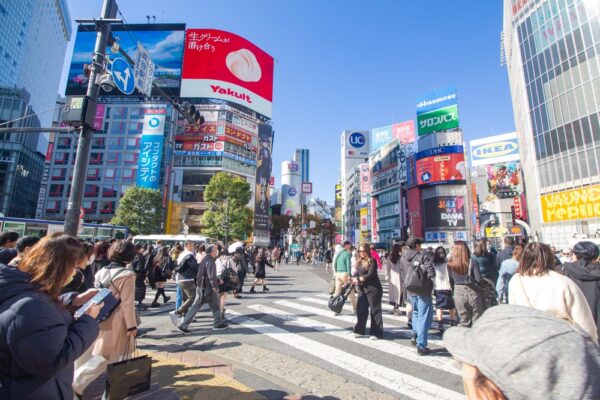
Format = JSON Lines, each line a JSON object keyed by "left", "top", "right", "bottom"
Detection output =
{"left": 0, "top": 264, "right": 98, "bottom": 399}
{"left": 563, "top": 260, "right": 600, "bottom": 339}
{"left": 400, "top": 248, "right": 435, "bottom": 297}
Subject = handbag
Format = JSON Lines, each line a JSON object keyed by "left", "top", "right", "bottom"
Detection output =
{"left": 105, "top": 340, "right": 152, "bottom": 399}
{"left": 466, "top": 260, "right": 498, "bottom": 309}
{"left": 328, "top": 283, "right": 353, "bottom": 313}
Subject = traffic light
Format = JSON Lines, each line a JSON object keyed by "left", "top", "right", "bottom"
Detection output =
{"left": 181, "top": 101, "right": 205, "bottom": 126}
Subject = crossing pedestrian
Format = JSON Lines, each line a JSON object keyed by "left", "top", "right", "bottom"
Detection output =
{"left": 250, "top": 247, "right": 274, "bottom": 293}
{"left": 90, "top": 240, "right": 110, "bottom": 277}
{"left": 384, "top": 242, "right": 405, "bottom": 315}
{"left": 509, "top": 242, "right": 598, "bottom": 343}
{"left": 0, "top": 231, "right": 19, "bottom": 265}
{"left": 0, "top": 233, "right": 100, "bottom": 400}
{"left": 495, "top": 236, "right": 515, "bottom": 268}
{"left": 151, "top": 246, "right": 173, "bottom": 307}
{"left": 433, "top": 246, "right": 457, "bottom": 331}
{"left": 234, "top": 246, "right": 250, "bottom": 296}
{"left": 562, "top": 241, "right": 600, "bottom": 340}
{"left": 400, "top": 237, "right": 435, "bottom": 355}
{"left": 272, "top": 246, "right": 281, "bottom": 271}
{"left": 472, "top": 239, "right": 499, "bottom": 286}
{"left": 496, "top": 244, "right": 523, "bottom": 303}
{"left": 6, "top": 235, "right": 40, "bottom": 268}
{"left": 448, "top": 241, "right": 484, "bottom": 328}
{"left": 73, "top": 240, "right": 138, "bottom": 398}
{"left": 176, "top": 245, "right": 228, "bottom": 333}
{"left": 324, "top": 246, "right": 333, "bottom": 273}
{"left": 170, "top": 240, "right": 199, "bottom": 325}
{"left": 333, "top": 241, "right": 356, "bottom": 314}
{"left": 445, "top": 305, "right": 600, "bottom": 400}
{"left": 133, "top": 244, "right": 148, "bottom": 310}
{"left": 352, "top": 243, "right": 384, "bottom": 340}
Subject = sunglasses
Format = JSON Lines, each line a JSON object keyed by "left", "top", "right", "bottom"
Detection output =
{"left": 358, "top": 250, "right": 367, "bottom": 253}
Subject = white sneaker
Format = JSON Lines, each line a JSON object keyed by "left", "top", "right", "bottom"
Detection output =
{"left": 353, "top": 333, "right": 364, "bottom": 338}
{"left": 369, "top": 336, "right": 379, "bottom": 341}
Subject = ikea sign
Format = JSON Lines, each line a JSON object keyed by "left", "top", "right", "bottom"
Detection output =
{"left": 470, "top": 133, "right": 520, "bottom": 166}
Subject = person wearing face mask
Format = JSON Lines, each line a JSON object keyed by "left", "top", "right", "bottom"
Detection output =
{"left": 62, "top": 242, "right": 95, "bottom": 294}
{"left": 445, "top": 305, "right": 600, "bottom": 400}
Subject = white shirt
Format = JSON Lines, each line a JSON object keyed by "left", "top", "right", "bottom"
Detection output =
{"left": 509, "top": 270, "right": 598, "bottom": 343}
{"left": 433, "top": 262, "right": 452, "bottom": 291}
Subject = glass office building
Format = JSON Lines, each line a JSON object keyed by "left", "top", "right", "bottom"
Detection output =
{"left": 504, "top": 0, "right": 600, "bottom": 246}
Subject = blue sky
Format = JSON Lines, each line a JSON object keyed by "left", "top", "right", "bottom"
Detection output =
{"left": 62, "top": 0, "right": 516, "bottom": 204}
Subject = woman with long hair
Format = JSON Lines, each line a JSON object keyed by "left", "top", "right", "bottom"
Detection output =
{"left": 73, "top": 240, "right": 138, "bottom": 397}
{"left": 385, "top": 242, "right": 405, "bottom": 315}
{"left": 0, "top": 233, "right": 101, "bottom": 399}
{"left": 352, "top": 243, "right": 384, "bottom": 340}
{"left": 433, "top": 246, "right": 457, "bottom": 330}
{"left": 509, "top": 242, "right": 597, "bottom": 342}
{"left": 91, "top": 240, "right": 110, "bottom": 276}
{"left": 250, "top": 247, "right": 274, "bottom": 293}
{"left": 151, "top": 246, "right": 172, "bottom": 307}
{"left": 472, "top": 239, "right": 499, "bottom": 285}
{"left": 448, "top": 241, "right": 484, "bottom": 327}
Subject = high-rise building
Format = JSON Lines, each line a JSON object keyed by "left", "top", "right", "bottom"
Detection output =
{"left": 503, "top": 0, "right": 600, "bottom": 246}
{"left": 0, "top": 87, "right": 43, "bottom": 217}
{"left": 0, "top": 0, "right": 71, "bottom": 150}
{"left": 293, "top": 149, "right": 310, "bottom": 183}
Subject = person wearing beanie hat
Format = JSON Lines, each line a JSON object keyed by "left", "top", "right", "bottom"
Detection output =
{"left": 444, "top": 305, "right": 600, "bottom": 400}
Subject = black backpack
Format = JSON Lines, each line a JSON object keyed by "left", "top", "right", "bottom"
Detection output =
{"left": 404, "top": 253, "right": 432, "bottom": 293}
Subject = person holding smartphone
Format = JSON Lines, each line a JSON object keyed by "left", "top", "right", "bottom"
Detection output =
{"left": 0, "top": 233, "right": 102, "bottom": 400}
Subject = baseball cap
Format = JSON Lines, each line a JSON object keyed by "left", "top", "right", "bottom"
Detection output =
{"left": 444, "top": 305, "right": 600, "bottom": 400}
{"left": 406, "top": 237, "right": 423, "bottom": 249}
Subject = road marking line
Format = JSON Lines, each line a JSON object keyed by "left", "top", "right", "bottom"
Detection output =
{"left": 315, "top": 292, "right": 407, "bottom": 313}
{"left": 302, "top": 296, "right": 411, "bottom": 324}
{"left": 227, "top": 311, "right": 464, "bottom": 400}
{"left": 247, "top": 304, "right": 461, "bottom": 376}
{"left": 277, "top": 299, "right": 445, "bottom": 347}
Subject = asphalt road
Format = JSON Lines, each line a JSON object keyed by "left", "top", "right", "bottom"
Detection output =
{"left": 137, "top": 263, "right": 465, "bottom": 400}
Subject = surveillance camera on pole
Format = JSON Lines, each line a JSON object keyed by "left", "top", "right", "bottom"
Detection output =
{"left": 97, "top": 73, "right": 115, "bottom": 92}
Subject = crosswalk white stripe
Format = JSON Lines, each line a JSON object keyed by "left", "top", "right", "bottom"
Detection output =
{"left": 227, "top": 311, "right": 464, "bottom": 400}
{"left": 276, "top": 300, "right": 445, "bottom": 347}
{"left": 315, "top": 293, "right": 407, "bottom": 313}
{"left": 247, "top": 304, "right": 461, "bottom": 376}
{"left": 300, "top": 296, "right": 412, "bottom": 325}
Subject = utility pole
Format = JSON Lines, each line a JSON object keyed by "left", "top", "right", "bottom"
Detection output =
{"left": 64, "top": 0, "right": 119, "bottom": 235}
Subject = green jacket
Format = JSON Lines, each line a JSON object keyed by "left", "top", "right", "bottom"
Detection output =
{"left": 334, "top": 250, "right": 351, "bottom": 274}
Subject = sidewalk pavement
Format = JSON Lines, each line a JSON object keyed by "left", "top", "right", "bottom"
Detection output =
{"left": 83, "top": 340, "right": 302, "bottom": 400}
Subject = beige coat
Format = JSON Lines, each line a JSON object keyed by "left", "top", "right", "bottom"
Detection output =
{"left": 92, "top": 265, "right": 137, "bottom": 358}
{"left": 384, "top": 257, "right": 403, "bottom": 306}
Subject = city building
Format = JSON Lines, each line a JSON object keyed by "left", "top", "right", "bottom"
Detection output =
{"left": 0, "top": 0, "right": 71, "bottom": 152}
{"left": 280, "top": 160, "right": 302, "bottom": 216}
{"left": 370, "top": 139, "right": 401, "bottom": 245}
{"left": 293, "top": 148, "right": 310, "bottom": 184}
{"left": 503, "top": 0, "right": 600, "bottom": 247}
{"left": 340, "top": 130, "right": 370, "bottom": 242}
{"left": 0, "top": 87, "right": 44, "bottom": 218}
{"left": 41, "top": 101, "right": 177, "bottom": 224}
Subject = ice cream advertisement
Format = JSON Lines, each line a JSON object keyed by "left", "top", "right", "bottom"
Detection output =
{"left": 181, "top": 29, "right": 274, "bottom": 118}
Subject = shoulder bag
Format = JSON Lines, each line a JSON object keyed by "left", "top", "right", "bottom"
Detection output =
{"left": 466, "top": 260, "right": 498, "bottom": 309}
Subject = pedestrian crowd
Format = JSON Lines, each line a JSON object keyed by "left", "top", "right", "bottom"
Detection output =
{"left": 0, "top": 229, "right": 286, "bottom": 399}
{"left": 327, "top": 234, "right": 600, "bottom": 398}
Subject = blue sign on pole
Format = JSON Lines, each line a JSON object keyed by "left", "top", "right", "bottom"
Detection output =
{"left": 111, "top": 57, "right": 135, "bottom": 95}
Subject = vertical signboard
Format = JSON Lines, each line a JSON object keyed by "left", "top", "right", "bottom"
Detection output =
{"left": 397, "top": 146, "right": 407, "bottom": 184}
{"left": 136, "top": 108, "right": 166, "bottom": 189}
{"left": 36, "top": 134, "right": 55, "bottom": 219}
{"left": 407, "top": 188, "right": 423, "bottom": 238}
{"left": 253, "top": 123, "right": 273, "bottom": 246}
{"left": 359, "top": 163, "right": 371, "bottom": 194}
{"left": 471, "top": 183, "right": 480, "bottom": 237}
{"left": 371, "top": 197, "right": 378, "bottom": 243}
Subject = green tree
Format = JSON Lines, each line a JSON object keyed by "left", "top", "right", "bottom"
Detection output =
{"left": 201, "top": 173, "right": 253, "bottom": 241}
{"left": 111, "top": 186, "right": 163, "bottom": 235}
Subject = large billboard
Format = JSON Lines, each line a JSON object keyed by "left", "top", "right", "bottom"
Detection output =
{"left": 181, "top": 29, "right": 274, "bottom": 119}
{"left": 407, "top": 188, "right": 423, "bottom": 237}
{"left": 423, "top": 196, "right": 467, "bottom": 228}
{"left": 372, "top": 126, "right": 393, "bottom": 152}
{"left": 485, "top": 162, "right": 523, "bottom": 199}
{"left": 415, "top": 146, "right": 466, "bottom": 186}
{"left": 66, "top": 24, "right": 185, "bottom": 97}
{"left": 470, "top": 132, "right": 520, "bottom": 167}
{"left": 253, "top": 123, "right": 273, "bottom": 246}
{"left": 392, "top": 120, "right": 416, "bottom": 145}
{"left": 540, "top": 185, "right": 600, "bottom": 223}
{"left": 136, "top": 107, "right": 166, "bottom": 189}
{"left": 416, "top": 86, "right": 459, "bottom": 136}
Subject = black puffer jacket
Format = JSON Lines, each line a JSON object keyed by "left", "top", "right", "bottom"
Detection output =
{"left": 400, "top": 248, "right": 435, "bottom": 297}
{"left": 563, "top": 260, "right": 600, "bottom": 340}
{"left": 0, "top": 264, "right": 99, "bottom": 399}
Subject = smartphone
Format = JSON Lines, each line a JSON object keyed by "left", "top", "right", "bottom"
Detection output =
{"left": 74, "top": 288, "right": 119, "bottom": 321}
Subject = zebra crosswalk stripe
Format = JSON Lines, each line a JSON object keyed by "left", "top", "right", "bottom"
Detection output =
{"left": 276, "top": 299, "right": 445, "bottom": 347}
{"left": 227, "top": 310, "right": 465, "bottom": 400}
{"left": 247, "top": 303, "right": 461, "bottom": 376}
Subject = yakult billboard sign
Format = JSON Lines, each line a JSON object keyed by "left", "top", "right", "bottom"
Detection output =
{"left": 181, "top": 29, "right": 274, "bottom": 118}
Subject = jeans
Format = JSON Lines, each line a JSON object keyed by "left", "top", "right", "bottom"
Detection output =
{"left": 175, "top": 284, "right": 183, "bottom": 310}
{"left": 179, "top": 287, "right": 223, "bottom": 329}
{"left": 411, "top": 294, "right": 433, "bottom": 348}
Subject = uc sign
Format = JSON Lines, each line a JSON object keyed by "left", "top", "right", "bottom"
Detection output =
{"left": 473, "top": 141, "right": 518, "bottom": 159}
{"left": 349, "top": 132, "right": 365, "bottom": 148}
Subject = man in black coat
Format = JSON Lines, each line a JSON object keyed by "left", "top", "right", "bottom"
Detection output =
{"left": 176, "top": 245, "right": 228, "bottom": 333}
{"left": 496, "top": 237, "right": 515, "bottom": 269}
{"left": 0, "top": 231, "right": 19, "bottom": 265}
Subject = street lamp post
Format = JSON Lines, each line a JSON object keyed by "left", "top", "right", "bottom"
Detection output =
{"left": 223, "top": 198, "right": 230, "bottom": 247}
